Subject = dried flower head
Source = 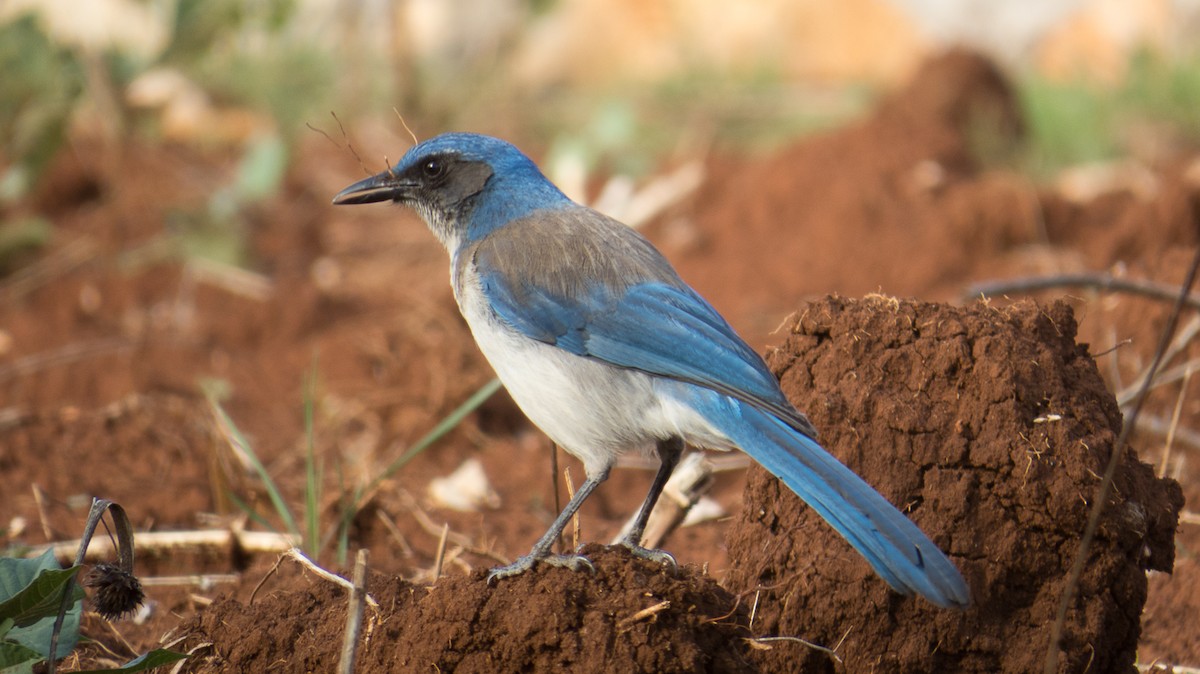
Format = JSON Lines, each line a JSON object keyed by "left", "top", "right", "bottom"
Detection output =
{"left": 84, "top": 562, "right": 145, "bottom": 620}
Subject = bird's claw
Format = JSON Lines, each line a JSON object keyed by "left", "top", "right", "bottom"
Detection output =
{"left": 617, "top": 540, "right": 677, "bottom": 570}
{"left": 486, "top": 552, "right": 595, "bottom": 584}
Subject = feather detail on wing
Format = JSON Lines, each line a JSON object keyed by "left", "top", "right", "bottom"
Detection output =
{"left": 466, "top": 209, "right": 817, "bottom": 439}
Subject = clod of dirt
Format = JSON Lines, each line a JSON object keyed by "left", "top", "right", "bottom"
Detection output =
{"left": 724, "top": 296, "right": 1183, "bottom": 673}
{"left": 176, "top": 545, "right": 754, "bottom": 673}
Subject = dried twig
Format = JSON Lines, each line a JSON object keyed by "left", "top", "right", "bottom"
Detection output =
{"left": 611, "top": 452, "right": 715, "bottom": 549}
{"left": 432, "top": 524, "right": 449, "bottom": 582}
{"left": 338, "top": 549, "right": 369, "bottom": 674}
{"left": 1159, "top": 366, "right": 1193, "bottom": 477}
{"left": 139, "top": 574, "right": 239, "bottom": 588}
{"left": 564, "top": 467, "right": 579, "bottom": 550}
{"left": 967, "top": 272, "right": 1200, "bottom": 312}
{"left": 616, "top": 600, "right": 671, "bottom": 631}
{"left": 43, "top": 529, "right": 298, "bottom": 563}
{"left": 0, "top": 236, "right": 98, "bottom": 303}
{"left": 0, "top": 338, "right": 134, "bottom": 384}
{"left": 745, "top": 635, "right": 844, "bottom": 664}
{"left": 1044, "top": 248, "right": 1200, "bottom": 673}
{"left": 1135, "top": 414, "right": 1200, "bottom": 451}
{"left": 1115, "top": 317, "right": 1200, "bottom": 406}
{"left": 285, "top": 548, "right": 379, "bottom": 609}
{"left": 395, "top": 490, "right": 509, "bottom": 564}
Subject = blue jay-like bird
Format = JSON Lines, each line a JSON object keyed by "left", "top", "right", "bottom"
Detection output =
{"left": 333, "top": 133, "right": 969, "bottom": 608}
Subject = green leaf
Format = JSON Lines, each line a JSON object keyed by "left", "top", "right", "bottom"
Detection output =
{"left": 0, "top": 639, "right": 42, "bottom": 673}
{"left": 74, "top": 648, "right": 189, "bottom": 673}
{"left": 0, "top": 566, "right": 80, "bottom": 627}
{"left": 0, "top": 550, "right": 82, "bottom": 659}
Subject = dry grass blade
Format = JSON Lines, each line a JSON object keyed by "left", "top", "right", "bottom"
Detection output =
{"left": 285, "top": 548, "right": 379, "bottom": 609}
{"left": 564, "top": 467, "right": 580, "bottom": 551}
{"left": 0, "top": 236, "right": 97, "bottom": 303}
{"left": 1116, "top": 316, "right": 1200, "bottom": 406}
{"left": 616, "top": 600, "right": 671, "bottom": 631}
{"left": 967, "top": 272, "right": 1200, "bottom": 311}
{"left": 432, "top": 523, "right": 449, "bottom": 582}
{"left": 1043, "top": 247, "right": 1200, "bottom": 674}
{"left": 0, "top": 337, "right": 134, "bottom": 384}
{"left": 338, "top": 549, "right": 369, "bottom": 674}
{"left": 43, "top": 529, "right": 297, "bottom": 563}
{"left": 1159, "top": 366, "right": 1193, "bottom": 477}
{"left": 612, "top": 452, "right": 714, "bottom": 549}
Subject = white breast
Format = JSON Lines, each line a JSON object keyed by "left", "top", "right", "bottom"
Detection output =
{"left": 453, "top": 267, "right": 734, "bottom": 476}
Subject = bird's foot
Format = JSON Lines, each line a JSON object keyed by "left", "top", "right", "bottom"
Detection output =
{"left": 486, "top": 552, "right": 595, "bottom": 584}
{"left": 616, "top": 539, "right": 677, "bottom": 570}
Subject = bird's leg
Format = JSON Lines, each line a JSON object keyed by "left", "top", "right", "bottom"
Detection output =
{"left": 486, "top": 464, "right": 610, "bottom": 583}
{"left": 616, "top": 436, "right": 683, "bottom": 568}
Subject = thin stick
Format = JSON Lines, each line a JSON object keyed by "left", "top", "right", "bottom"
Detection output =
{"left": 1117, "top": 351, "right": 1200, "bottom": 406}
{"left": 432, "top": 523, "right": 449, "bottom": 582}
{"left": 139, "top": 574, "right": 239, "bottom": 588}
{"left": 31, "top": 483, "right": 54, "bottom": 541}
{"left": 746, "top": 635, "right": 844, "bottom": 664}
{"left": 248, "top": 554, "right": 285, "bottom": 606}
{"left": 564, "top": 467, "right": 579, "bottom": 550}
{"left": 0, "top": 338, "right": 134, "bottom": 384}
{"left": 0, "top": 236, "right": 97, "bottom": 303}
{"left": 551, "top": 443, "right": 562, "bottom": 552}
{"left": 1044, "top": 248, "right": 1200, "bottom": 674}
{"left": 1115, "top": 316, "right": 1200, "bottom": 405}
{"left": 1159, "top": 366, "right": 1193, "bottom": 477}
{"left": 285, "top": 548, "right": 378, "bottom": 608}
{"left": 394, "top": 109, "right": 419, "bottom": 146}
{"left": 967, "top": 272, "right": 1200, "bottom": 311}
{"left": 287, "top": 548, "right": 351, "bottom": 591}
{"left": 611, "top": 452, "right": 714, "bottom": 549}
{"left": 616, "top": 600, "right": 671, "bottom": 631}
{"left": 1136, "top": 414, "right": 1200, "bottom": 451}
{"left": 373, "top": 509, "right": 414, "bottom": 558}
{"left": 338, "top": 549, "right": 369, "bottom": 674}
{"left": 396, "top": 490, "right": 509, "bottom": 564}
{"left": 43, "top": 529, "right": 298, "bottom": 563}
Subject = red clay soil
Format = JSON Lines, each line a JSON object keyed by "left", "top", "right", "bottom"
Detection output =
{"left": 172, "top": 298, "right": 1182, "bottom": 674}
{"left": 177, "top": 545, "right": 755, "bottom": 673}
{"left": 1, "top": 49, "right": 1197, "bottom": 672}
{"left": 727, "top": 296, "right": 1181, "bottom": 673}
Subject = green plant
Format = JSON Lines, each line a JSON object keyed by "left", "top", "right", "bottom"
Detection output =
{"left": 208, "top": 374, "right": 503, "bottom": 564}
{"left": 1, "top": 500, "right": 186, "bottom": 673}
{"left": 0, "top": 14, "right": 85, "bottom": 201}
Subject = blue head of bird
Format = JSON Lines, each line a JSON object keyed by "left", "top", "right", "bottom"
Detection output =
{"left": 332, "top": 133, "right": 571, "bottom": 250}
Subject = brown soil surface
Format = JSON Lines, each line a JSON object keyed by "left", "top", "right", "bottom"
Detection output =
{"left": 728, "top": 297, "right": 1181, "bottom": 673}
{"left": 1, "top": 49, "right": 1197, "bottom": 672}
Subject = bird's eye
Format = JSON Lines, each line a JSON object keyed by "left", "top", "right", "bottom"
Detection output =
{"left": 422, "top": 159, "right": 445, "bottom": 179}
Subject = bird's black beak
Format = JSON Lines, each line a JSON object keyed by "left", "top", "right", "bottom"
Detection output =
{"left": 331, "top": 170, "right": 415, "bottom": 205}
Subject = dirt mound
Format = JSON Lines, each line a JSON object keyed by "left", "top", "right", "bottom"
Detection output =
{"left": 3, "top": 48, "right": 1197, "bottom": 671}
{"left": 725, "top": 296, "right": 1183, "bottom": 673}
{"left": 169, "top": 297, "right": 1182, "bottom": 674}
{"left": 176, "top": 545, "right": 753, "bottom": 673}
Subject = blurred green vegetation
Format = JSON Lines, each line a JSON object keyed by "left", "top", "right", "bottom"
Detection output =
{"left": 1019, "top": 48, "right": 1200, "bottom": 177}
{"left": 0, "top": 15, "right": 85, "bottom": 199}
{"left": 5, "top": 2, "right": 1200, "bottom": 204}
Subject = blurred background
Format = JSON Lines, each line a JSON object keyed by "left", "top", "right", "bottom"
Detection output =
{"left": 5, "top": 0, "right": 1200, "bottom": 196}
{"left": 3, "top": 1, "right": 1200, "bottom": 669}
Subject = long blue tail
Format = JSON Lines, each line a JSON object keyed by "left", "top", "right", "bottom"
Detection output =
{"left": 692, "top": 393, "right": 970, "bottom": 608}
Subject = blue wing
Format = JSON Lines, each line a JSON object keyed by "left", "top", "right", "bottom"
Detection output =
{"left": 478, "top": 264, "right": 817, "bottom": 438}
